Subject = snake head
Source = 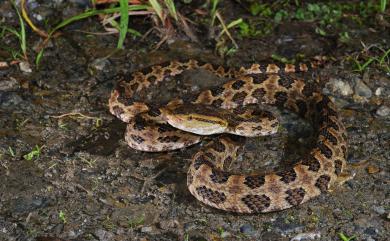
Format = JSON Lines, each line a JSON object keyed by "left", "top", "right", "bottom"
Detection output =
{"left": 162, "top": 104, "right": 229, "bottom": 135}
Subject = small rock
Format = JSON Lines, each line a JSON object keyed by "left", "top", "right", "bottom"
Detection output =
{"left": 375, "top": 87, "right": 383, "bottom": 96}
{"left": 273, "top": 217, "right": 304, "bottom": 235}
{"left": 290, "top": 231, "right": 321, "bottom": 241}
{"left": 0, "top": 77, "right": 18, "bottom": 91}
{"left": 89, "top": 58, "right": 110, "bottom": 72}
{"left": 0, "top": 61, "right": 9, "bottom": 68}
{"left": 19, "top": 61, "right": 32, "bottom": 73}
{"left": 372, "top": 206, "right": 385, "bottom": 215}
{"left": 364, "top": 227, "right": 378, "bottom": 236}
{"left": 325, "top": 78, "right": 353, "bottom": 96}
{"left": 367, "top": 165, "right": 380, "bottom": 174}
{"left": 94, "top": 229, "right": 114, "bottom": 241}
{"left": 220, "top": 231, "right": 231, "bottom": 238}
{"left": 240, "top": 224, "right": 256, "bottom": 236}
{"left": 376, "top": 105, "right": 390, "bottom": 117}
{"left": 354, "top": 79, "right": 372, "bottom": 98}
{"left": 141, "top": 226, "right": 152, "bottom": 233}
{"left": 0, "top": 91, "right": 23, "bottom": 108}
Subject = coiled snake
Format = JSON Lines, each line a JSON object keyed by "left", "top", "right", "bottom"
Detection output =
{"left": 108, "top": 59, "right": 348, "bottom": 213}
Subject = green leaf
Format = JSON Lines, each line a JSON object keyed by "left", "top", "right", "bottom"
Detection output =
{"left": 149, "top": 0, "right": 164, "bottom": 22}
{"left": 117, "top": 0, "right": 129, "bottom": 49}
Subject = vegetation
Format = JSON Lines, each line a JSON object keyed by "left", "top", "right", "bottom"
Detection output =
{"left": 0, "top": 0, "right": 388, "bottom": 68}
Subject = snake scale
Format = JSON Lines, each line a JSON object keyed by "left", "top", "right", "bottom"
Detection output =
{"left": 108, "top": 59, "right": 348, "bottom": 213}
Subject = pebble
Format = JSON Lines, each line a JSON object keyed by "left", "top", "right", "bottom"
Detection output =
{"left": 141, "top": 226, "right": 152, "bottom": 233}
{"left": 325, "top": 78, "right": 353, "bottom": 96}
{"left": 19, "top": 61, "right": 32, "bottom": 73}
{"left": 290, "top": 231, "right": 321, "bottom": 241}
{"left": 0, "top": 77, "right": 18, "bottom": 91}
{"left": 364, "top": 227, "right": 378, "bottom": 236}
{"left": 273, "top": 217, "right": 304, "bottom": 235}
{"left": 376, "top": 105, "right": 390, "bottom": 117}
{"left": 220, "top": 231, "right": 231, "bottom": 238}
{"left": 94, "top": 229, "right": 114, "bottom": 241}
{"left": 239, "top": 224, "right": 256, "bottom": 236}
{"left": 89, "top": 58, "right": 110, "bottom": 72}
{"left": 375, "top": 87, "right": 383, "bottom": 96}
{"left": 354, "top": 79, "right": 372, "bottom": 98}
{"left": 0, "top": 92, "right": 23, "bottom": 107}
{"left": 372, "top": 206, "right": 385, "bottom": 215}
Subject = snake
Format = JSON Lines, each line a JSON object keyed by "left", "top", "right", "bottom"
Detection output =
{"left": 108, "top": 59, "right": 348, "bottom": 213}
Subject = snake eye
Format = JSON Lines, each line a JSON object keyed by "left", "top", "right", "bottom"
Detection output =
{"left": 188, "top": 116, "right": 193, "bottom": 120}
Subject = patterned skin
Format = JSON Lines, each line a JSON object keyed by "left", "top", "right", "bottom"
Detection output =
{"left": 108, "top": 60, "right": 347, "bottom": 213}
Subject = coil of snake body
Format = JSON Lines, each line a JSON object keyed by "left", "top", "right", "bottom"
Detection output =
{"left": 108, "top": 59, "right": 348, "bottom": 213}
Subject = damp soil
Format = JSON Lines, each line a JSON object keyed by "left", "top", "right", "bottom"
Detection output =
{"left": 0, "top": 1, "right": 389, "bottom": 241}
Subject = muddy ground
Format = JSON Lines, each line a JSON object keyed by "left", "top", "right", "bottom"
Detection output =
{"left": 0, "top": 1, "right": 389, "bottom": 241}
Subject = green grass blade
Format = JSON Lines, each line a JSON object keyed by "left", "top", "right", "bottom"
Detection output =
{"left": 380, "top": 0, "right": 387, "bottom": 12}
{"left": 11, "top": 1, "right": 27, "bottom": 59}
{"left": 164, "top": 0, "right": 178, "bottom": 21}
{"left": 49, "top": 5, "right": 149, "bottom": 36}
{"left": 35, "top": 48, "right": 44, "bottom": 68}
{"left": 210, "top": 0, "right": 219, "bottom": 26}
{"left": 1, "top": 26, "right": 21, "bottom": 38}
{"left": 149, "top": 0, "right": 164, "bottom": 22}
{"left": 117, "top": 0, "right": 129, "bottom": 49}
{"left": 226, "top": 18, "right": 243, "bottom": 29}
{"left": 379, "top": 48, "right": 390, "bottom": 64}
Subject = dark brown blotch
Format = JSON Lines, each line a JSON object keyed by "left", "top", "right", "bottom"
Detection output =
{"left": 130, "top": 134, "right": 145, "bottom": 144}
{"left": 232, "top": 92, "right": 247, "bottom": 105}
{"left": 212, "top": 99, "right": 224, "bottom": 107}
{"left": 274, "top": 91, "right": 288, "bottom": 106}
{"left": 210, "top": 139, "right": 226, "bottom": 152}
{"left": 133, "top": 117, "right": 146, "bottom": 131}
{"left": 315, "top": 175, "right": 331, "bottom": 192}
{"left": 251, "top": 88, "right": 266, "bottom": 101}
{"left": 278, "top": 75, "right": 295, "bottom": 88}
{"left": 296, "top": 100, "right": 308, "bottom": 117}
{"left": 196, "top": 186, "right": 226, "bottom": 204}
{"left": 203, "top": 151, "right": 216, "bottom": 160}
{"left": 157, "top": 124, "right": 176, "bottom": 133}
{"left": 232, "top": 79, "right": 246, "bottom": 90}
{"left": 301, "top": 157, "right": 321, "bottom": 172}
{"left": 317, "top": 141, "right": 333, "bottom": 159}
{"left": 130, "top": 82, "right": 139, "bottom": 91}
{"left": 244, "top": 175, "right": 265, "bottom": 189}
{"left": 277, "top": 168, "right": 297, "bottom": 184}
{"left": 210, "top": 170, "right": 230, "bottom": 183}
{"left": 147, "top": 107, "right": 161, "bottom": 117}
{"left": 193, "top": 155, "right": 214, "bottom": 170}
{"left": 157, "top": 135, "right": 181, "bottom": 143}
{"left": 319, "top": 128, "right": 338, "bottom": 146}
{"left": 285, "top": 187, "right": 306, "bottom": 206}
{"left": 315, "top": 96, "right": 331, "bottom": 112}
{"left": 318, "top": 115, "right": 339, "bottom": 131}
{"left": 147, "top": 75, "right": 157, "bottom": 82}
{"left": 334, "top": 159, "right": 343, "bottom": 176}
{"left": 251, "top": 74, "right": 268, "bottom": 84}
{"left": 302, "top": 82, "right": 317, "bottom": 97}
{"left": 210, "top": 86, "right": 225, "bottom": 97}
{"left": 241, "top": 194, "right": 271, "bottom": 213}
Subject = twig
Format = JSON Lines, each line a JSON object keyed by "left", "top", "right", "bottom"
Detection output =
{"left": 50, "top": 112, "right": 99, "bottom": 120}
{"left": 215, "top": 12, "right": 238, "bottom": 48}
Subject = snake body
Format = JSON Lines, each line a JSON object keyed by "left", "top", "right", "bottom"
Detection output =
{"left": 109, "top": 59, "right": 347, "bottom": 213}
